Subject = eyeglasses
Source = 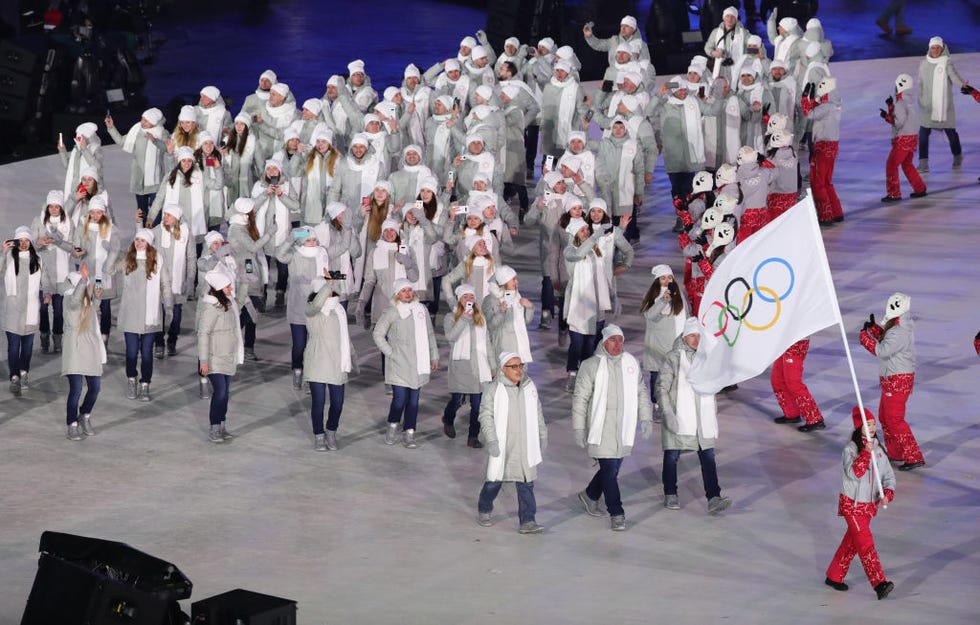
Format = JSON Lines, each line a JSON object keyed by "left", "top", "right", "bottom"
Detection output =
{"left": 503, "top": 363, "right": 526, "bottom": 370}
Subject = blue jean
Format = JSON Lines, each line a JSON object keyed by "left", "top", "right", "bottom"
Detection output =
{"left": 275, "top": 258, "right": 289, "bottom": 292}
{"left": 566, "top": 320, "right": 604, "bottom": 372}
{"left": 387, "top": 385, "right": 420, "bottom": 431}
{"left": 426, "top": 275, "right": 443, "bottom": 316}
{"left": 622, "top": 205, "right": 640, "bottom": 241}
{"left": 154, "top": 303, "right": 182, "bottom": 347}
{"left": 66, "top": 374, "right": 101, "bottom": 424}
{"left": 310, "top": 381, "right": 345, "bottom": 434}
{"left": 240, "top": 298, "right": 259, "bottom": 348}
{"left": 442, "top": 392, "right": 482, "bottom": 439}
{"left": 585, "top": 457, "right": 625, "bottom": 516}
{"left": 208, "top": 373, "right": 230, "bottom": 425}
{"left": 649, "top": 371, "right": 659, "bottom": 401}
{"left": 541, "top": 276, "right": 556, "bottom": 318}
{"left": 123, "top": 332, "right": 155, "bottom": 382}
{"left": 136, "top": 193, "right": 156, "bottom": 223}
{"left": 39, "top": 293, "right": 64, "bottom": 335}
{"left": 6, "top": 332, "right": 34, "bottom": 378}
{"left": 290, "top": 323, "right": 307, "bottom": 369}
{"left": 662, "top": 448, "right": 721, "bottom": 500}
{"left": 878, "top": 0, "right": 906, "bottom": 24}
{"left": 478, "top": 480, "right": 537, "bottom": 524}
{"left": 918, "top": 126, "right": 962, "bottom": 159}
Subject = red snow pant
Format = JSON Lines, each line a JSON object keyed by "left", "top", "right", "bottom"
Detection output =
{"left": 686, "top": 275, "right": 705, "bottom": 317}
{"left": 767, "top": 192, "right": 797, "bottom": 220}
{"left": 770, "top": 339, "right": 823, "bottom": 424}
{"left": 811, "top": 140, "right": 843, "bottom": 222}
{"left": 736, "top": 207, "right": 770, "bottom": 243}
{"left": 885, "top": 135, "right": 926, "bottom": 198}
{"left": 878, "top": 373, "right": 924, "bottom": 464}
{"left": 826, "top": 502, "right": 887, "bottom": 588}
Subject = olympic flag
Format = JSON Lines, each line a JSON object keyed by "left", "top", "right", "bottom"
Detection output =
{"left": 687, "top": 194, "right": 842, "bottom": 395}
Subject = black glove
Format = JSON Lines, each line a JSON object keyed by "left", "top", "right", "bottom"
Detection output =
{"left": 692, "top": 252, "right": 704, "bottom": 263}
{"left": 879, "top": 109, "right": 889, "bottom": 119}
{"left": 962, "top": 84, "right": 978, "bottom": 96}
{"left": 802, "top": 82, "right": 814, "bottom": 99}
{"left": 762, "top": 102, "right": 771, "bottom": 116}
{"left": 695, "top": 233, "right": 708, "bottom": 246}
{"left": 862, "top": 320, "right": 873, "bottom": 332}
{"left": 721, "top": 57, "right": 734, "bottom": 67}
{"left": 885, "top": 96, "right": 894, "bottom": 106}
{"left": 667, "top": 281, "right": 679, "bottom": 294}
{"left": 869, "top": 313, "right": 876, "bottom": 327}
{"left": 683, "top": 222, "right": 695, "bottom": 233}
{"left": 757, "top": 153, "right": 766, "bottom": 164}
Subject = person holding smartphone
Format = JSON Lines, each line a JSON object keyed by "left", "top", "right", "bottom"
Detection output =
{"left": 226, "top": 198, "right": 275, "bottom": 361}
{"left": 197, "top": 269, "right": 244, "bottom": 444}
{"left": 482, "top": 265, "right": 534, "bottom": 366}
{"left": 72, "top": 196, "right": 119, "bottom": 347}
{"left": 640, "top": 265, "right": 687, "bottom": 413}
{"left": 193, "top": 131, "right": 229, "bottom": 230}
{"left": 146, "top": 146, "right": 206, "bottom": 234}
{"left": 105, "top": 107, "right": 169, "bottom": 222}
{"left": 32, "top": 190, "right": 74, "bottom": 354}
{"left": 276, "top": 226, "right": 329, "bottom": 389}
{"left": 303, "top": 276, "right": 353, "bottom": 451}
{"left": 356, "top": 218, "right": 418, "bottom": 328}
{"left": 441, "top": 284, "right": 493, "bottom": 447}
{"left": 57, "top": 122, "right": 103, "bottom": 214}
{"left": 252, "top": 158, "right": 300, "bottom": 310}
{"left": 153, "top": 205, "right": 197, "bottom": 358}
{"left": 221, "top": 114, "right": 260, "bottom": 203}
{"left": 1, "top": 228, "right": 43, "bottom": 396}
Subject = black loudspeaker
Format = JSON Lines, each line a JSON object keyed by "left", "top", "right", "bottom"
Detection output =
{"left": 0, "top": 39, "right": 40, "bottom": 75}
{"left": 20, "top": 531, "right": 192, "bottom": 625}
{"left": 191, "top": 589, "right": 297, "bottom": 625}
{"left": 0, "top": 93, "right": 29, "bottom": 121}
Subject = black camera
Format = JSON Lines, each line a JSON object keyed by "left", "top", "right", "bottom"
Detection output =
{"left": 328, "top": 270, "right": 347, "bottom": 280}
{"left": 269, "top": 174, "right": 280, "bottom": 186}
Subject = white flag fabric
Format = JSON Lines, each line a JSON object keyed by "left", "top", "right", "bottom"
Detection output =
{"left": 688, "top": 194, "right": 842, "bottom": 395}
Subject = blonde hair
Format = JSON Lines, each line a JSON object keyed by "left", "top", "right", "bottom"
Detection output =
{"left": 83, "top": 212, "right": 111, "bottom": 240}
{"left": 463, "top": 248, "right": 495, "bottom": 279}
{"left": 453, "top": 299, "right": 485, "bottom": 327}
{"left": 305, "top": 144, "right": 340, "bottom": 176}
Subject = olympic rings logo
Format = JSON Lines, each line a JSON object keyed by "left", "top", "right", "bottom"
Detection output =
{"left": 699, "top": 257, "right": 795, "bottom": 346}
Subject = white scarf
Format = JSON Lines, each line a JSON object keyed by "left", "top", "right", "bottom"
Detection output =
{"left": 487, "top": 379, "right": 542, "bottom": 481}
{"left": 469, "top": 256, "right": 495, "bottom": 303}
{"left": 550, "top": 76, "right": 578, "bottom": 147}
{"left": 372, "top": 241, "right": 402, "bottom": 273}
{"left": 197, "top": 102, "right": 227, "bottom": 139}
{"left": 466, "top": 151, "right": 496, "bottom": 183}
{"left": 264, "top": 101, "right": 296, "bottom": 127}
{"left": 123, "top": 124, "right": 163, "bottom": 187}
{"left": 395, "top": 300, "right": 430, "bottom": 375}
{"left": 320, "top": 295, "right": 351, "bottom": 372}
{"left": 676, "top": 350, "right": 718, "bottom": 438}
{"left": 161, "top": 224, "right": 188, "bottom": 295}
{"left": 364, "top": 130, "right": 387, "bottom": 161}
{"left": 202, "top": 294, "right": 244, "bottom": 364}
{"left": 432, "top": 117, "right": 452, "bottom": 165}
{"left": 774, "top": 32, "right": 799, "bottom": 63}
{"left": 724, "top": 96, "right": 741, "bottom": 164}
{"left": 346, "top": 153, "right": 380, "bottom": 199}
{"left": 62, "top": 143, "right": 96, "bottom": 202}
{"left": 587, "top": 352, "right": 640, "bottom": 447}
{"left": 164, "top": 172, "right": 206, "bottom": 236}
{"left": 566, "top": 250, "right": 611, "bottom": 335}
{"left": 5, "top": 252, "right": 42, "bottom": 326}
{"left": 502, "top": 290, "right": 532, "bottom": 362}
{"left": 406, "top": 224, "right": 429, "bottom": 291}
{"left": 926, "top": 54, "right": 949, "bottom": 123}
{"left": 136, "top": 250, "right": 161, "bottom": 327}
{"left": 44, "top": 215, "right": 71, "bottom": 282}
{"left": 670, "top": 96, "right": 705, "bottom": 165}
{"left": 297, "top": 243, "right": 329, "bottom": 277}
{"left": 255, "top": 183, "right": 291, "bottom": 247}
{"left": 617, "top": 138, "right": 638, "bottom": 204}
{"left": 450, "top": 316, "right": 492, "bottom": 382}
{"left": 324, "top": 96, "right": 348, "bottom": 134}
{"left": 89, "top": 223, "right": 110, "bottom": 285}
{"left": 562, "top": 149, "right": 596, "bottom": 187}
{"left": 303, "top": 153, "right": 332, "bottom": 224}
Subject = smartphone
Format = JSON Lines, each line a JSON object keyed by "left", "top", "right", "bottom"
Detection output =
{"left": 465, "top": 301, "right": 474, "bottom": 313}
{"left": 414, "top": 200, "right": 424, "bottom": 210}
{"left": 5, "top": 239, "right": 16, "bottom": 246}
{"left": 447, "top": 170, "right": 455, "bottom": 182}
{"left": 398, "top": 244, "right": 408, "bottom": 255}
{"left": 601, "top": 80, "right": 613, "bottom": 93}
{"left": 504, "top": 291, "right": 514, "bottom": 302}
{"left": 244, "top": 258, "right": 254, "bottom": 273}
{"left": 361, "top": 196, "right": 370, "bottom": 207}
{"left": 544, "top": 154, "right": 554, "bottom": 171}
{"left": 451, "top": 97, "right": 460, "bottom": 110}
{"left": 106, "top": 109, "right": 111, "bottom": 118}
{"left": 58, "top": 132, "right": 63, "bottom": 147}
{"left": 584, "top": 109, "right": 594, "bottom": 122}
{"left": 95, "top": 279, "right": 103, "bottom": 290}
{"left": 698, "top": 85, "right": 706, "bottom": 98}
{"left": 205, "top": 157, "right": 217, "bottom": 167}
{"left": 269, "top": 175, "right": 280, "bottom": 186}
{"left": 544, "top": 190, "right": 553, "bottom": 202}
{"left": 77, "top": 183, "right": 86, "bottom": 193}
{"left": 666, "top": 81, "right": 680, "bottom": 89}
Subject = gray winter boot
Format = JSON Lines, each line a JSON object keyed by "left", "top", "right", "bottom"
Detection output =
{"left": 80, "top": 414, "right": 96, "bottom": 436}
{"left": 219, "top": 421, "right": 234, "bottom": 440}
{"left": 40, "top": 333, "right": 50, "bottom": 354}
{"left": 52, "top": 334, "right": 62, "bottom": 353}
{"left": 325, "top": 430, "right": 338, "bottom": 451}
{"left": 292, "top": 368, "right": 303, "bottom": 390}
{"left": 402, "top": 429, "right": 418, "bottom": 449}
{"left": 314, "top": 434, "right": 327, "bottom": 451}
{"left": 384, "top": 423, "right": 399, "bottom": 445}
{"left": 917, "top": 158, "right": 929, "bottom": 173}
{"left": 208, "top": 424, "right": 224, "bottom": 443}
{"left": 9, "top": 375, "right": 20, "bottom": 396}
{"left": 138, "top": 382, "right": 151, "bottom": 402}
{"left": 538, "top": 309, "right": 552, "bottom": 329}
{"left": 126, "top": 377, "right": 138, "bottom": 400}
{"left": 66, "top": 422, "right": 83, "bottom": 441}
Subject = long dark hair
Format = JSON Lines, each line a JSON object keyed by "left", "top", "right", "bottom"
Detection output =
{"left": 850, "top": 426, "right": 879, "bottom": 450}
{"left": 209, "top": 287, "right": 232, "bottom": 311}
{"left": 168, "top": 162, "right": 196, "bottom": 187}
{"left": 11, "top": 243, "right": 41, "bottom": 274}
{"left": 194, "top": 144, "right": 222, "bottom": 168}
{"left": 640, "top": 278, "right": 684, "bottom": 315}
{"left": 416, "top": 192, "right": 438, "bottom": 221}
{"left": 225, "top": 125, "right": 250, "bottom": 156}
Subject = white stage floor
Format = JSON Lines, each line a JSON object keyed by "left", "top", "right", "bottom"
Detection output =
{"left": 0, "top": 55, "right": 978, "bottom": 623}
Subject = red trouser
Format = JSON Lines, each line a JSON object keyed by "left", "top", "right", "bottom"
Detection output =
{"left": 770, "top": 339, "right": 823, "bottom": 424}
{"left": 885, "top": 135, "right": 926, "bottom": 198}
{"left": 826, "top": 511, "right": 887, "bottom": 588}
{"left": 879, "top": 373, "right": 924, "bottom": 463}
{"left": 686, "top": 275, "right": 705, "bottom": 317}
{"left": 767, "top": 192, "right": 797, "bottom": 220}
{"left": 811, "top": 141, "right": 842, "bottom": 222}
{"left": 736, "top": 207, "right": 770, "bottom": 243}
